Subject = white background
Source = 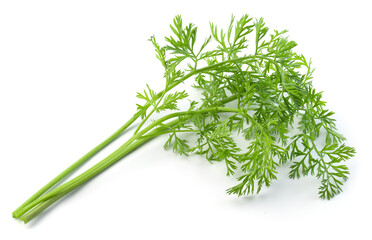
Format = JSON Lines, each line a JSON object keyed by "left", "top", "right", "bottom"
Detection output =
{"left": 1, "top": 0, "right": 371, "bottom": 239}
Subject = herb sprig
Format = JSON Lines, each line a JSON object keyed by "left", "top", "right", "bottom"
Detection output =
{"left": 13, "top": 14, "right": 355, "bottom": 223}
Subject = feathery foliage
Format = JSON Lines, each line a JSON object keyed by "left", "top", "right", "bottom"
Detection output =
{"left": 13, "top": 14, "right": 355, "bottom": 224}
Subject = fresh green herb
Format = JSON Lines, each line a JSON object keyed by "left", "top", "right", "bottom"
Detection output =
{"left": 13, "top": 14, "right": 355, "bottom": 223}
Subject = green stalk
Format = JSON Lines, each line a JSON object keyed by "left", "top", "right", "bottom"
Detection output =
{"left": 12, "top": 113, "right": 140, "bottom": 218}
{"left": 21, "top": 193, "right": 64, "bottom": 224}
{"left": 16, "top": 106, "right": 240, "bottom": 222}
{"left": 19, "top": 119, "right": 180, "bottom": 223}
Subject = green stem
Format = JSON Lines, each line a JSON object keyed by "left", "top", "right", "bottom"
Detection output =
{"left": 16, "top": 106, "right": 241, "bottom": 221}
{"left": 18, "top": 120, "right": 180, "bottom": 223}
{"left": 12, "top": 58, "right": 212, "bottom": 218}
{"left": 21, "top": 193, "right": 63, "bottom": 224}
{"left": 12, "top": 113, "right": 140, "bottom": 218}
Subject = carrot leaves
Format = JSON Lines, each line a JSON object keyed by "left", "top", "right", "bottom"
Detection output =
{"left": 13, "top": 14, "right": 355, "bottom": 224}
